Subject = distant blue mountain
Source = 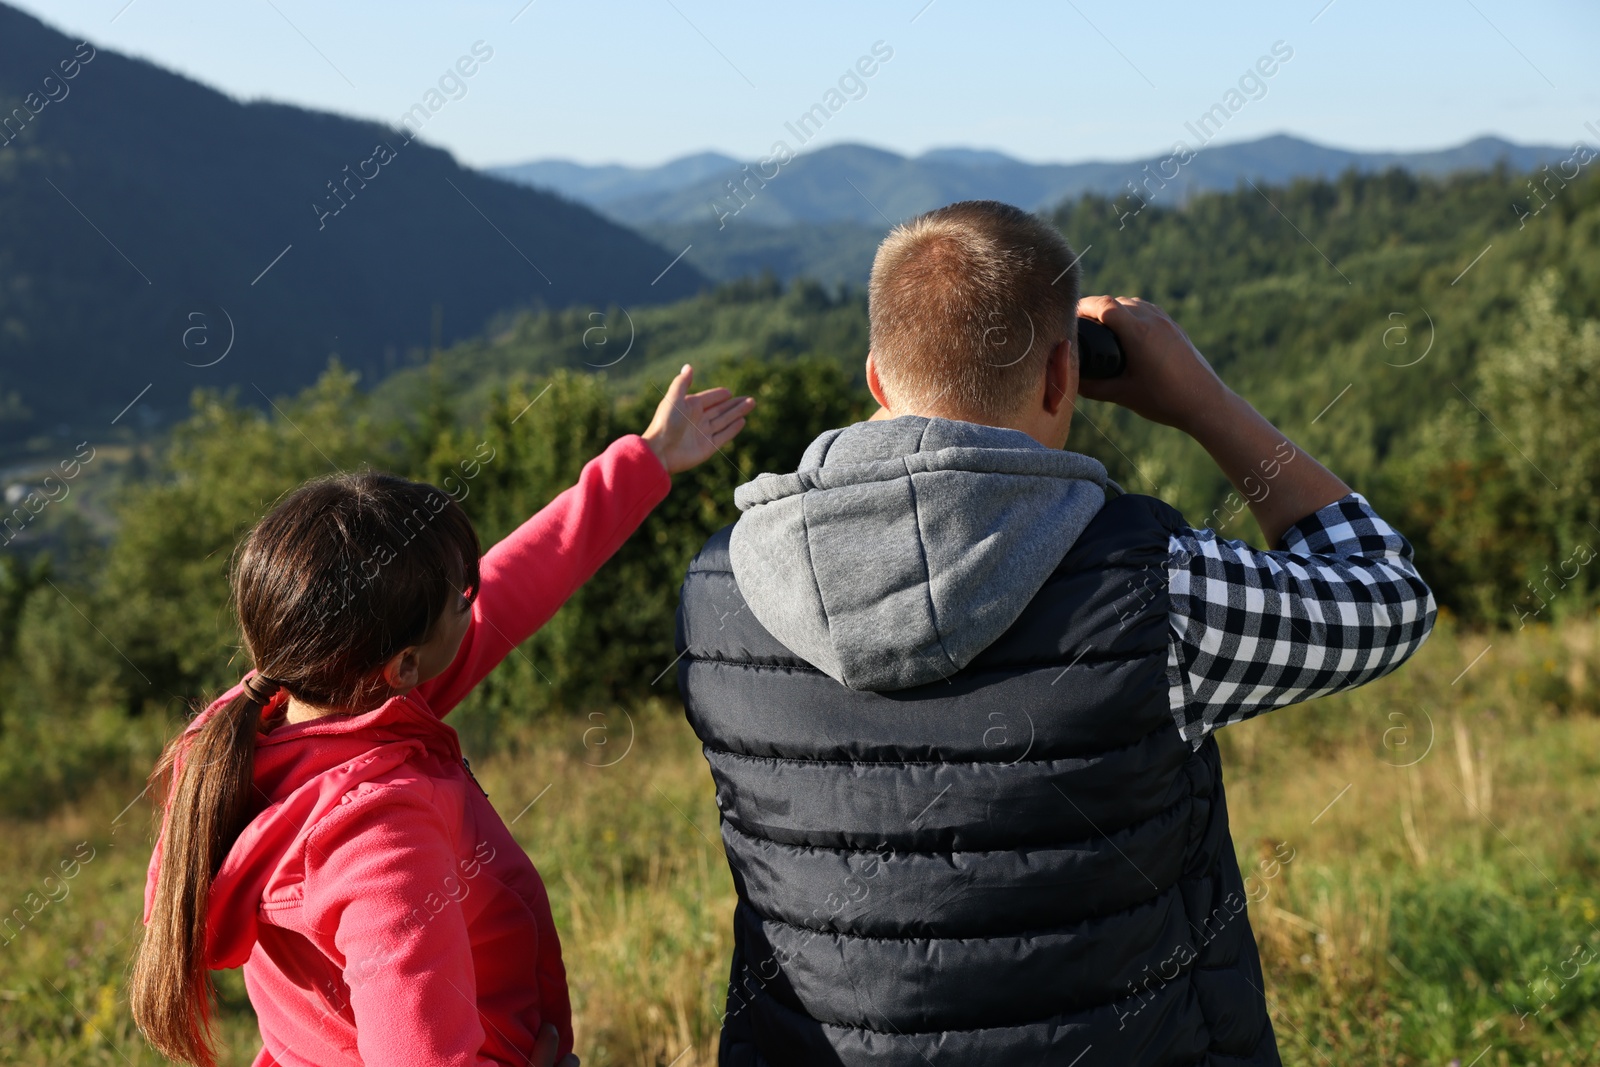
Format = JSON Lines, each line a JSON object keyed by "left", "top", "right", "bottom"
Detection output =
{"left": 491, "top": 133, "right": 1567, "bottom": 228}
{"left": 915, "top": 147, "right": 1024, "bottom": 169}
{"left": 488, "top": 133, "right": 1569, "bottom": 288}
{"left": 491, "top": 151, "right": 739, "bottom": 206}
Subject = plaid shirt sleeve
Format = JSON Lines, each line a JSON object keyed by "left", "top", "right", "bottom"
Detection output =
{"left": 1164, "top": 492, "right": 1437, "bottom": 747}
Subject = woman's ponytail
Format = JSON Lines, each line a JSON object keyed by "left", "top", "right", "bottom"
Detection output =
{"left": 129, "top": 675, "right": 279, "bottom": 1067}
{"left": 126, "top": 469, "right": 480, "bottom": 1067}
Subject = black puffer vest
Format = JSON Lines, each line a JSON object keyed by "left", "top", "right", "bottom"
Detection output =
{"left": 677, "top": 491, "right": 1282, "bottom": 1066}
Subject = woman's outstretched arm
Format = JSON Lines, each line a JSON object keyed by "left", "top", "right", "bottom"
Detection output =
{"left": 418, "top": 366, "right": 751, "bottom": 715}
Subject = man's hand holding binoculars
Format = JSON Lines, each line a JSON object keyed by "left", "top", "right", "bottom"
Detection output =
{"left": 1078, "top": 293, "right": 1351, "bottom": 547}
{"left": 1076, "top": 295, "right": 1230, "bottom": 433}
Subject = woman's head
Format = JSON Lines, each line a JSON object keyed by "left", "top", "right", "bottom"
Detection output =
{"left": 237, "top": 470, "right": 481, "bottom": 710}
{"left": 131, "top": 470, "right": 480, "bottom": 1067}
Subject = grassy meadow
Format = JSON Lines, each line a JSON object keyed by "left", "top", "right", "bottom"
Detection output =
{"left": 3, "top": 612, "right": 1599, "bottom": 1066}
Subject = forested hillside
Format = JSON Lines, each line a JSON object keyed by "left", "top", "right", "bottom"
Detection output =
{"left": 1046, "top": 165, "right": 1599, "bottom": 625}
{"left": 0, "top": 3, "right": 705, "bottom": 454}
{"left": 2, "top": 159, "right": 1597, "bottom": 816}
{"left": 367, "top": 162, "right": 1600, "bottom": 626}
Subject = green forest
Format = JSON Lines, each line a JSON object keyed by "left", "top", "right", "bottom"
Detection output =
{"left": 6, "top": 161, "right": 1600, "bottom": 806}
{"left": 4, "top": 162, "right": 1600, "bottom": 1064}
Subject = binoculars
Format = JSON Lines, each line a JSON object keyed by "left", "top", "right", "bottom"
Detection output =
{"left": 1077, "top": 317, "right": 1125, "bottom": 379}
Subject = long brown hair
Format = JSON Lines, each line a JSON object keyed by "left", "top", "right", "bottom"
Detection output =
{"left": 129, "top": 470, "right": 480, "bottom": 1067}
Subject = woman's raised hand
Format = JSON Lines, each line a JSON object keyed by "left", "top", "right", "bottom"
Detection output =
{"left": 641, "top": 364, "right": 755, "bottom": 474}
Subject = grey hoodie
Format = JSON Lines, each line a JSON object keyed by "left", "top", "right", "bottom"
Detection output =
{"left": 729, "top": 416, "right": 1114, "bottom": 692}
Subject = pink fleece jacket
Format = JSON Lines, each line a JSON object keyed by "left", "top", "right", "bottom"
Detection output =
{"left": 142, "top": 435, "right": 671, "bottom": 1067}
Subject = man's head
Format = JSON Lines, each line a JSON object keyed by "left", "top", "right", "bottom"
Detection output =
{"left": 866, "top": 200, "right": 1081, "bottom": 446}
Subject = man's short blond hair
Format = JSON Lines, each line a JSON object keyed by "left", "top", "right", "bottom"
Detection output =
{"left": 868, "top": 200, "right": 1080, "bottom": 422}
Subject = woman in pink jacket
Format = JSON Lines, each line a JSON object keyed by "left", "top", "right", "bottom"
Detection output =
{"left": 131, "top": 366, "right": 752, "bottom": 1067}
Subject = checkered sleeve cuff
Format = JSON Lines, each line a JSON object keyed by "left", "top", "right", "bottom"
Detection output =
{"left": 1165, "top": 492, "right": 1438, "bottom": 747}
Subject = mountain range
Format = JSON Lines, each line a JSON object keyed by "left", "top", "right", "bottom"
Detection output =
{"left": 492, "top": 135, "right": 1566, "bottom": 228}
{"left": 491, "top": 135, "right": 1567, "bottom": 288}
{"left": 0, "top": 2, "right": 705, "bottom": 453}
{"left": 0, "top": 0, "right": 1571, "bottom": 458}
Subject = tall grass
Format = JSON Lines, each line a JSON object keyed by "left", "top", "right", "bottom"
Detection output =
{"left": 2, "top": 614, "right": 1598, "bottom": 1064}
{"left": 1223, "top": 615, "right": 1600, "bottom": 1065}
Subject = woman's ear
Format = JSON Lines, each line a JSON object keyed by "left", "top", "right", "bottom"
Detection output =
{"left": 380, "top": 646, "right": 423, "bottom": 692}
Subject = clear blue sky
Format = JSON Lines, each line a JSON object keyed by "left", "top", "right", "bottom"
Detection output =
{"left": 12, "top": 0, "right": 1598, "bottom": 168}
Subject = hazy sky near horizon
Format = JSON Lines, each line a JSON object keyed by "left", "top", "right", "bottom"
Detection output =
{"left": 11, "top": 0, "right": 1598, "bottom": 169}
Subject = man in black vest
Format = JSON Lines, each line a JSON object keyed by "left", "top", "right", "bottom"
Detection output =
{"left": 676, "top": 200, "right": 1436, "bottom": 1066}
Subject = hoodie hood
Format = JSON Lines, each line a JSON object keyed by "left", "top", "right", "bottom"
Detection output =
{"left": 729, "top": 416, "right": 1111, "bottom": 691}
